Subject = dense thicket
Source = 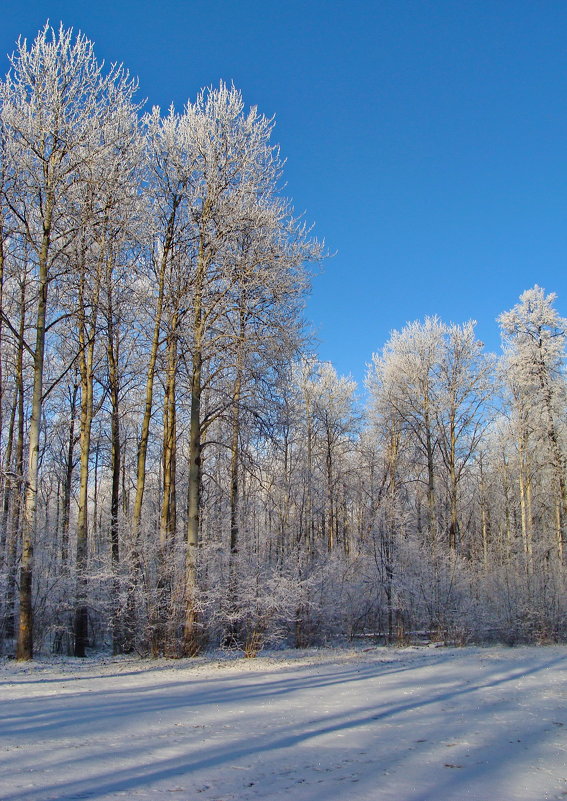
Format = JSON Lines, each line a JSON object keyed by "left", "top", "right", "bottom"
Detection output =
{"left": 1, "top": 26, "right": 566, "bottom": 659}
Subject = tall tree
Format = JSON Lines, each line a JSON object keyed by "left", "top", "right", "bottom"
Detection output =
{"left": 499, "top": 286, "right": 567, "bottom": 563}
{"left": 0, "top": 23, "right": 137, "bottom": 658}
{"left": 178, "top": 84, "right": 319, "bottom": 654}
{"left": 368, "top": 318, "right": 444, "bottom": 543}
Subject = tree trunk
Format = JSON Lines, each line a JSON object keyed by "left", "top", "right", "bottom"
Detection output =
{"left": 1, "top": 380, "right": 17, "bottom": 561}
{"left": 74, "top": 259, "right": 99, "bottom": 657}
{"left": 425, "top": 425, "right": 437, "bottom": 544}
{"left": 447, "top": 420, "right": 459, "bottom": 551}
{"left": 518, "top": 427, "right": 533, "bottom": 572}
{"left": 132, "top": 207, "right": 177, "bottom": 538}
{"left": 127, "top": 210, "right": 176, "bottom": 652}
{"left": 184, "top": 343, "right": 202, "bottom": 655}
{"left": 184, "top": 231, "right": 207, "bottom": 656}
{"left": 0, "top": 207, "right": 5, "bottom": 517}
{"left": 159, "top": 312, "right": 178, "bottom": 550}
{"left": 16, "top": 195, "right": 54, "bottom": 660}
{"left": 537, "top": 349, "right": 567, "bottom": 562}
{"left": 154, "top": 311, "right": 178, "bottom": 656}
{"left": 5, "top": 294, "right": 26, "bottom": 642}
{"left": 106, "top": 280, "right": 122, "bottom": 653}
{"left": 61, "top": 379, "right": 79, "bottom": 569}
{"left": 226, "top": 303, "right": 245, "bottom": 645}
{"left": 479, "top": 456, "right": 490, "bottom": 567}
{"left": 325, "top": 421, "right": 334, "bottom": 551}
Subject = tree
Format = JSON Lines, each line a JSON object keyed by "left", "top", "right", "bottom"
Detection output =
{"left": 368, "top": 318, "right": 494, "bottom": 552}
{"left": 368, "top": 318, "right": 444, "bottom": 543}
{"left": 499, "top": 286, "right": 567, "bottom": 564}
{"left": 175, "top": 84, "right": 319, "bottom": 654}
{"left": 0, "top": 23, "right": 138, "bottom": 659}
{"left": 434, "top": 322, "right": 495, "bottom": 551}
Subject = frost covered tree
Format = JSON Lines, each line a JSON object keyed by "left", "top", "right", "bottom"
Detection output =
{"left": 499, "top": 286, "right": 567, "bottom": 564}
{"left": 0, "top": 23, "right": 138, "bottom": 659}
{"left": 368, "top": 318, "right": 494, "bottom": 551}
{"left": 434, "top": 322, "right": 495, "bottom": 551}
{"left": 368, "top": 318, "right": 443, "bottom": 543}
{"left": 3, "top": 20, "right": 567, "bottom": 659}
{"left": 169, "top": 84, "right": 319, "bottom": 654}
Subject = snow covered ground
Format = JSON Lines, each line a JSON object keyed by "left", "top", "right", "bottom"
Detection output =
{"left": 1, "top": 645, "right": 566, "bottom": 801}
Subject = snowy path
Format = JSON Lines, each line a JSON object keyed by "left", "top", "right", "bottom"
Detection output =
{"left": 1, "top": 646, "right": 566, "bottom": 801}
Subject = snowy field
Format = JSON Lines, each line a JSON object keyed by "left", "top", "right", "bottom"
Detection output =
{"left": 1, "top": 645, "right": 566, "bottom": 801}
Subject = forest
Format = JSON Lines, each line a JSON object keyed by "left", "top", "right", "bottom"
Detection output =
{"left": 1, "top": 24, "right": 566, "bottom": 661}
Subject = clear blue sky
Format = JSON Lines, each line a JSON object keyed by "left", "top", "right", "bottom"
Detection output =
{"left": 2, "top": 1, "right": 567, "bottom": 388}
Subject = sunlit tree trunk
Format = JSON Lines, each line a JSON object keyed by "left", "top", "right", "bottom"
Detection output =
{"left": 424, "top": 406, "right": 437, "bottom": 545}
{"left": 325, "top": 417, "right": 335, "bottom": 551}
{"left": 131, "top": 209, "right": 177, "bottom": 537}
{"left": 74, "top": 254, "right": 100, "bottom": 657}
{"left": 184, "top": 245, "right": 205, "bottom": 656}
{"left": 153, "top": 310, "right": 178, "bottom": 656}
{"left": 225, "top": 301, "right": 246, "bottom": 644}
{"left": 518, "top": 429, "right": 533, "bottom": 571}
{"left": 0, "top": 203, "right": 5, "bottom": 505}
{"left": 4, "top": 279, "right": 25, "bottom": 641}
{"left": 536, "top": 350, "right": 567, "bottom": 563}
{"left": 17, "top": 192, "right": 53, "bottom": 660}
{"left": 127, "top": 214, "right": 175, "bottom": 652}
{"left": 61, "top": 378, "right": 79, "bottom": 570}
{"left": 478, "top": 455, "right": 491, "bottom": 567}
{"left": 159, "top": 311, "right": 178, "bottom": 549}
{"left": 105, "top": 269, "right": 123, "bottom": 653}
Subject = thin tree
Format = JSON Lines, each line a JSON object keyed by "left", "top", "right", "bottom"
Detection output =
{"left": 0, "top": 23, "right": 137, "bottom": 658}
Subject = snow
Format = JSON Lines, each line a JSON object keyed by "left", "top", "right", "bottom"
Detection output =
{"left": 1, "top": 645, "right": 566, "bottom": 801}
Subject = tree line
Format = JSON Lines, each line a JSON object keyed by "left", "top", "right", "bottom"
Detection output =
{"left": 1, "top": 25, "right": 565, "bottom": 660}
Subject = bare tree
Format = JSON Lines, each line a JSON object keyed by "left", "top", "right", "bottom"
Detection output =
{"left": 0, "top": 23, "right": 137, "bottom": 658}
{"left": 499, "top": 286, "right": 567, "bottom": 564}
{"left": 176, "top": 84, "right": 319, "bottom": 654}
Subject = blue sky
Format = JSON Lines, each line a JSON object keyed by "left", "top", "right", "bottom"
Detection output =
{"left": 2, "top": 1, "right": 567, "bottom": 388}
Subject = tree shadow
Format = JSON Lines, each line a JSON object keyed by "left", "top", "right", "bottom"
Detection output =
{"left": 1, "top": 647, "right": 565, "bottom": 801}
